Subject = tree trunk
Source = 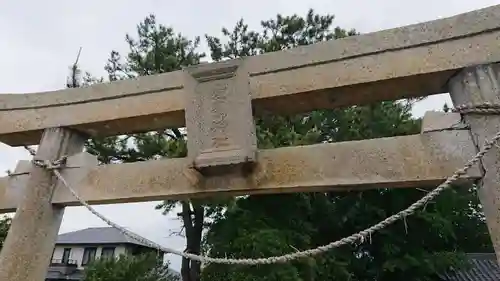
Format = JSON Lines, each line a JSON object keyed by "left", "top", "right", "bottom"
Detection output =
{"left": 180, "top": 201, "right": 205, "bottom": 281}
{"left": 189, "top": 204, "right": 204, "bottom": 281}
{"left": 181, "top": 251, "right": 191, "bottom": 281}
{"left": 304, "top": 257, "right": 315, "bottom": 281}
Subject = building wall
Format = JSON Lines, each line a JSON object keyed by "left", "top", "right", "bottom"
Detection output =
{"left": 52, "top": 244, "right": 127, "bottom": 269}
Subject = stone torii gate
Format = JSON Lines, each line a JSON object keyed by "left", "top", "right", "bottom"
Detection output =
{"left": 1, "top": 5, "right": 500, "bottom": 281}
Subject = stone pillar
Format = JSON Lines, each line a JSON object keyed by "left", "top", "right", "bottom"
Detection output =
{"left": 0, "top": 128, "right": 86, "bottom": 281}
{"left": 448, "top": 63, "right": 500, "bottom": 265}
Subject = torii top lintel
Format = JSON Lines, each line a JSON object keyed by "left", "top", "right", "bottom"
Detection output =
{"left": 1, "top": 4, "right": 500, "bottom": 146}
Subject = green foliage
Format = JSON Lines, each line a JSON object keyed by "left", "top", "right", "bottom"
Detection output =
{"left": 85, "top": 14, "right": 203, "bottom": 165}
{"left": 83, "top": 253, "right": 179, "bottom": 281}
{"left": 0, "top": 216, "right": 11, "bottom": 249}
{"left": 200, "top": 9, "right": 492, "bottom": 281}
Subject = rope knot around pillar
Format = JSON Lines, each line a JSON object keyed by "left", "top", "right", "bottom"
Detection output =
{"left": 452, "top": 102, "right": 500, "bottom": 115}
{"left": 31, "top": 156, "right": 68, "bottom": 170}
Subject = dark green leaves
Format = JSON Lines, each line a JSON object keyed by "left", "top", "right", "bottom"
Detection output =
{"left": 83, "top": 253, "right": 179, "bottom": 281}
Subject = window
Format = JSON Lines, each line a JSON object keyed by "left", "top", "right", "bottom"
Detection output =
{"left": 82, "top": 247, "right": 97, "bottom": 265}
{"left": 101, "top": 247, "right": 115, "bottom": 259}
{"left": 62, "top": 248, "right": 71, "bottom": 264}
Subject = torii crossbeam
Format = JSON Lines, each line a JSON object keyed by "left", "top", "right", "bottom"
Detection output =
{"left": 1, "top": 4, "right": 500, "bottom": 281}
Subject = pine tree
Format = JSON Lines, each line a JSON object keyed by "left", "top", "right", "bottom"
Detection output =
{"left": 201, "top": 10, "right": 492, "bottom": 281}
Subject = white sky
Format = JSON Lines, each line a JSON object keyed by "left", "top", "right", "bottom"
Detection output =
{"left": 0, "top": 0, "right": 497, "bottom": 271}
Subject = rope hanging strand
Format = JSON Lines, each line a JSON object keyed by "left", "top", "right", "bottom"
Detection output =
{"left": 25, "top": 103, "right": 500, "bottom": 265}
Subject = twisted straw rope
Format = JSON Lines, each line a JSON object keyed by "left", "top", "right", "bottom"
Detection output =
{"left": 24, "top": 103, "right": 500, "bottom": 265}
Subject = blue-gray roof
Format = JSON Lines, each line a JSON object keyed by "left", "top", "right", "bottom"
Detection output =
{"left": 441, "top": 253, "right": 500, "bottom": 281}
{"left": 56, "top": 227, "right": 149, "bottom": 247}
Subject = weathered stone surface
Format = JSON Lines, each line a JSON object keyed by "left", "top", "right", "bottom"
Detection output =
{"left": 7, "top": 152, "right": 98, "bottom": 205}
{"left": 183, "top": 59, "right": 257, "bottom": 171}
{"left": 0, "top": 128, "right": 86, "bottom": 281}
{"left": 449, "top": 62, "right": 500, "bottom": 265}
{"left": 0, "top": 130, "right": 480, "bottom": 213}
{"left": 1, "top": 5, "right": 500, "bottom": 146}
{"left": 420, "top": 111, "right": 463, "bottom": 133}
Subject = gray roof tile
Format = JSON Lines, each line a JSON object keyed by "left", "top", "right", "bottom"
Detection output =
{"left": 56, "top": 227, "right": 148, "bottom": 247}
{"left": 441, "top": 253, "right": 500, "bottom": 281}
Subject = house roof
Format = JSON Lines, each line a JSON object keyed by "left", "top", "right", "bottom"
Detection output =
{"left": 56, "top": 227, "right": 149, "bottom": 247}
{"left": 440, "top": 253, "right": 500, "bottom": 281}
